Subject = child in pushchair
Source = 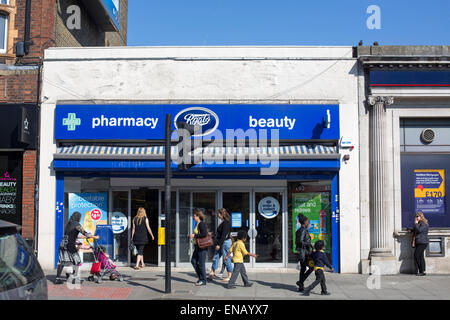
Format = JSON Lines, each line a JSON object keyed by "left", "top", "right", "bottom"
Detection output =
{"left": 87, "top": 241, "right": 124, "bottom": 283}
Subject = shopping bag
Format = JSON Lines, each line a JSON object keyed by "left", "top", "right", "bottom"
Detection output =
{"left": 129, "top": 241, "right": 138, "bottom": 256}
{"left": 91, "top": 261, "right": 101, "bottom": 274}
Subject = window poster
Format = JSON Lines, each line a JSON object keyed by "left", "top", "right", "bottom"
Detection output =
{"left": 0, "top": 171, "right": 21, "bottom": 225}
{"left": 414, "top": 169, "right": 445, "bottom": 214}
{"left": 231, "top": 212, "right": 242, "bottom": 228}
{"left": 292, "top": 192, "right": 331, "bottom": 254}
{"left": 0, "top": 153, "right": 22, "bottom": 226}
{"left": 68, "top": 193, "right": 108, "bottom": 245}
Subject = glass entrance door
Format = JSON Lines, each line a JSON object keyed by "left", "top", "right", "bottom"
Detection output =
{"left": 221, "top": 190, "right": 285, "bottom": 267}
{"left": 178, "top": 191, "right": 217, "bottom": 264}
{"left": 131, "top": 189, "right": 159, "bottom": 265}
{"left": 111, "top": 190, "right": 130, "bottom": 265}
{"left": 254, "top": 191, "right": 284, "bottom": 265}
{"left": 222, "top": 192, "right": 251, "bottom": 264}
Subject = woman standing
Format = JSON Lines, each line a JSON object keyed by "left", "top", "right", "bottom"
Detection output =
{"left": 207, "top": 208, "right": 233, "bottom": 282}
{"left": 55, "top": 211, "right": 99, "bottom": 284}
{"left": 131, "top": 207, "right": 155, "bottom": 270}
{"left": 189, "top": 208, "right": 208, "bottom": 286}
{"left": 409, "top": 211, "right": 429, "bottom": 276}
{"left": 295, "top": 214, "right": 313, "bottom": 291}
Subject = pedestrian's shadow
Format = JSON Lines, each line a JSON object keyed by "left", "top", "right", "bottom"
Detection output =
{"left": 121, "top": 278, "right": 165, "bottom": 294}
{"left": 46, "top": 275, "right": 57, "bottom": 283}
{"left": 46, "top": 274, "right": 165, "bottom": 294}
{"left": 254, "top": 280, "right": 298, "bottom": 292}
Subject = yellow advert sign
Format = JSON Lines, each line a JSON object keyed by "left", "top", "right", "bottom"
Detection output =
{"left": 414, "top": 169, "right": 445, "bottom": 214}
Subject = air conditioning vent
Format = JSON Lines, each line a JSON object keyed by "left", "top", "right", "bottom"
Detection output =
{"left": 421, "top": 128, "right": 435, "bottom": 144}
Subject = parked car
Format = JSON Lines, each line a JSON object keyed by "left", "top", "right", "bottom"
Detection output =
{"left": 0, "top": 219, "right": 47, "bottom": 300}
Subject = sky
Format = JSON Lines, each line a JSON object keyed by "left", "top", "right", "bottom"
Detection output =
{"left": 126, "top": 0, "right": 450, "bottom": 47}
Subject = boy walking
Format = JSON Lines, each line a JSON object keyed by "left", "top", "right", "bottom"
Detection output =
{"left": 224, "top": 230, "right": 258, "bottom": 289}
{"left": 303, "top": 240, "right": 334, "bottom": 296}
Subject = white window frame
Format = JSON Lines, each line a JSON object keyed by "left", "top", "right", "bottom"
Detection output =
{"left": 0, "top": 12, "right": 8, "bottom": 54}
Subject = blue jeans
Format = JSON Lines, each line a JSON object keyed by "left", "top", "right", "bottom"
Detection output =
{"left": 211, "top": 239, "right": 233, "bottom": 273}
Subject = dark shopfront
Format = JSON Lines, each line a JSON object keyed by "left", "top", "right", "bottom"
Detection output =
{"left": 0, "top": 105, "right": 37, "bottom": 241}
{"left": 53, "top": 104, "right": 341, "bottom": 270}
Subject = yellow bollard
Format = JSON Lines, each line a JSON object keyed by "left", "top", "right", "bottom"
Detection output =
{"left": 158, "top": 227, "right": 165, "bottom": 245}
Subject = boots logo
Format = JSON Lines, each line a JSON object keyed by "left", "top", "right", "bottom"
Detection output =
{"left": 174, "top": 107, "right": 219, "bottom": 136}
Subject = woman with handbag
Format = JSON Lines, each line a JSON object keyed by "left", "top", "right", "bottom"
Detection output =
{"left": 295, "top": 214, "right": 313, "bottom": 292}
{"left": 407, "top": 211, "right": 429, "bottom": 276}
{"left": 189, "top": 208, "right": 209, "bottom": 286}
{"left": 207, "top": 208, "right": 233, "bottom": 282}
{"left": 55, "top": 211, "right": 99, "bottom": 284}
{"left": 131, "top": 207, "right": 155, "bottom": 270}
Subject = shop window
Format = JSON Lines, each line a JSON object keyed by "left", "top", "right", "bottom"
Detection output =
{"left": 400, "top": 118, "right": 450, "bottom": 229}
{"left": 288, "top": 181, "right": 332, "bottom": 264}
{"left": 63, "top": 177, "right": 110, "bottom": 261}
{"left": 401, "top": 154, "right": 450, "bottom": 229}
{"left": 0, "top": 152, "right": 22, "bottom": 226}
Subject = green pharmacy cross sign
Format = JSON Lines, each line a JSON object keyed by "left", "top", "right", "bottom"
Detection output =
{"left": 63, "top": 113, "right": 81, "bottom": 131}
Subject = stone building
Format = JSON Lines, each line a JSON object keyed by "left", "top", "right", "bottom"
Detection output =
{"left": 357, "top": 46, "right": 450, "bottom": 274}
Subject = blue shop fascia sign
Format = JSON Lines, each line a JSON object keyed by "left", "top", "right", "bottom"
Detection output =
{"left": 100, "top": 0, "right": 120, "bottom": 30}
{"left": 55, "top": 104, "right": 340, "bottom": 141}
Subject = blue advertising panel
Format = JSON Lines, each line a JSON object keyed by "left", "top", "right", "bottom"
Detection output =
{"left": 231, "top": 212, "right": 242, "bottom": 228}
{"left": 55, "top": 104, "right": 340, "bottom": 141}
{"left": 100, "top": 0, "right": 120, "bottom": 30}
{"left": 68, "top": 193, "right": 108, "bottom": 246}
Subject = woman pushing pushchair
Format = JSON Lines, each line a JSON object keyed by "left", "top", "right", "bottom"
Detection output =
{"left": 54, "top": 211, "right": 99, "bottom": 284}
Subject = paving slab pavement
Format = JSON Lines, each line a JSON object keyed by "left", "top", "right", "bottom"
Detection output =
{"left": 44, "top": 267, "right": 450, "bottom": 300}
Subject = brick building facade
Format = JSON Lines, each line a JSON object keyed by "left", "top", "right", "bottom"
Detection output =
{"left": 0, "top": 0, "right": 127, "bottom": 248}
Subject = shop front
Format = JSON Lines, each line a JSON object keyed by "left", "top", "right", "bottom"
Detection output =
{"left": 52, "top": 103, "right": 341, "bottom": 271}
{"left": 0, "top": 104, "right": 37, "bottom": 245}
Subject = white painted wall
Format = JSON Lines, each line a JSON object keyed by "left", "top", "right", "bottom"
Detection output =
{"left": 39, "top": 46, "right": 360, "bottom": 272}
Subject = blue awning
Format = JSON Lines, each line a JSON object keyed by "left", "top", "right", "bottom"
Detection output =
{"left": 54, "top": 144, "right": 339, "bottom": 160}
{"left": 53, "top": 144, "right": 340, "bottom": 172}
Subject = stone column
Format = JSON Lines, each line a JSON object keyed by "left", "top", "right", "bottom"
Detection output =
{"left": 367, "top": 96, "right": 397, "bottom": 274}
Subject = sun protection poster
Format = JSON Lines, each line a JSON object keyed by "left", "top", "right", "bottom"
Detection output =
{"left": 292, "top": 192, "right": 331, "bottom": 254}
{"left": 68, "top": 193, "right": 108, "bottom": 245}
{"left": 414, "top": 169, "right": 445, "bottom": 214}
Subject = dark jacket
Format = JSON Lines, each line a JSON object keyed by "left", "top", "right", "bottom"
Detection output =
{"left": 65, "top": 223, "right": 91, "bottom": 254}
{"left": 215, "top": 220, "right": 231, "bottom": 247}
{"left": 310, "top": 250, "right": 332, "bottom": 270}
{"left": 295, "top": 227, "right": 312, "bottom": 262}
{"left": 413, "top": 222, "right": 429, "bottom": 245}
{"left": 194, "top": 221, "right": 208, "bottom": 249}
